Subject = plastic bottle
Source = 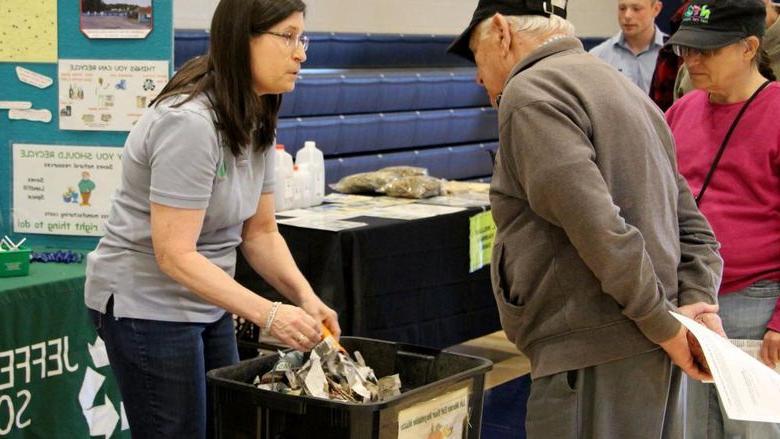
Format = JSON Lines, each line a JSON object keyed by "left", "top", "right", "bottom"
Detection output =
{"left": 273, "top": 144, "right": 294, "bottom": 211}
{"left": 295, "top": 140, "right": 325, "bottom": 206}
{"left": 291, "top": 164, "right": 312, "bottom": 209}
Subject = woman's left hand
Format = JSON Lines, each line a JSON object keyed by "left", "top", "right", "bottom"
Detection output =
{"left": 300, "top": 295, "right": 341, "bottom": 340}
{"left": 760, "top": 329, "right": 780, "bottom": 368}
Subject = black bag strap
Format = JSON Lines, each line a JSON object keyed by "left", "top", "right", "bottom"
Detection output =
{"left": 696, "top": 80, "right": 772, "bottom": 206}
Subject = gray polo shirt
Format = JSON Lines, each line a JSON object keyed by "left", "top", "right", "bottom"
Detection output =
{"left": 589, "top": 26, "right": 666, "bottom": 94}
{"left": 85, "top": 93, "right": 275, "bottom": 323}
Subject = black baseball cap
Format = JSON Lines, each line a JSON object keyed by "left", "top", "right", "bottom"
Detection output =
{"left": 665, "top": 0, "right": 766, "bottom": 50}
{"left": 447, "top": 0, "right": 568, "bottom": 62}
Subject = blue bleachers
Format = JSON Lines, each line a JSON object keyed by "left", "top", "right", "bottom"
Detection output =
{"left": 174, "top": 30, "right": 607, "bottom": 71}
{"left": 277, "top": 107, "right": 497, "bottom": 156}
{"left": 279, "top": 68, "right": 489, "bottom": 117}
{"left": 324, "top": 142, "right": 498, "bottom": 184}
{"left": 174, "top": 30, "right": 471, "bottom": 70}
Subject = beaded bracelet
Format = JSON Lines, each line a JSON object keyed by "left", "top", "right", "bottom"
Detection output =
{"left": 262, "top": 301, "right": 282, "bottom": 336}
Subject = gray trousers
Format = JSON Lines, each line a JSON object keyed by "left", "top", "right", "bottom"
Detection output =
{"left": 526, "top": 348, "right": 686, "bottom": 439}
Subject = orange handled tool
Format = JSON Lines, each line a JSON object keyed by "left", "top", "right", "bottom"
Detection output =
{"left": 322, "top": 324, "right": 346, "bottom": 353}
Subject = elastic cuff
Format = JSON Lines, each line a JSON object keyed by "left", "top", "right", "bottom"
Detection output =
{"left": 678, "top": 289, "right": 717, "bottom": 307}
{"left": 633, "top": 300, "right": 681, "bottom": 344}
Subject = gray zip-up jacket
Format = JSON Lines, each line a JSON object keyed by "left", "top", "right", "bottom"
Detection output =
{"left": 490, "top": 37, "right": 722, "bottom": 379}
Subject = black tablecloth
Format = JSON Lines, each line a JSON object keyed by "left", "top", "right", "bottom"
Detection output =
{"left": 235, "top": 207, "right": 501, "bottom": 349}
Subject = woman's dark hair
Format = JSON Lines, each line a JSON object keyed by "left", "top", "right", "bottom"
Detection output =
{"left": 755, "top": 42, "right": 777, "bottom": 81}
{"left": 151, "top": 0, "right": 306, "bottom": 156}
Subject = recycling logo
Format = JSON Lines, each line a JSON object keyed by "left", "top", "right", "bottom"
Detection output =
{"left": 78, "top": 336, "right": 129, "bottom": 438}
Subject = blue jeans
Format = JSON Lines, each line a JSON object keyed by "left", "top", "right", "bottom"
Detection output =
{"left": 89, "top": 299, "right": 239, "bottom": 439}
{"left": 686, "top": 280, "right": 780, "bottom": 439}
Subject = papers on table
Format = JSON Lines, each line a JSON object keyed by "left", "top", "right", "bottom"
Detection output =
{"left": 418, "top": 193, "right": 490, "bottom": 208}
{"left": 671, "top": 312, "right": 780, "bottom": 423}
{"left": 276, "top": 216, "right": 367, "bottom": 232}
{"left": 365, "top": 204, "right": 465, "bottom": 220}
{"left": 276, "top": 194, "right": 476, "bottom": 230}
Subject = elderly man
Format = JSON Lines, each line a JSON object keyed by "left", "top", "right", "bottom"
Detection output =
{"left": 448, "top": 0, "right": 723, "bottom": 436}
{"left": 590, "top": 0, "right": 666, "bottom": 93}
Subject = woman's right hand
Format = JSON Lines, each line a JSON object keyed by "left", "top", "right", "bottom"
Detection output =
{"left": 269, "top": 304, "right": 321, "bottom": 351}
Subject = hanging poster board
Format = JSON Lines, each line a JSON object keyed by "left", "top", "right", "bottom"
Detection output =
{"left": 58, "top": 59, "right": 168, "bottom": 131}
{"left": 12, "top": 143, "right": 123, "bottom": 237}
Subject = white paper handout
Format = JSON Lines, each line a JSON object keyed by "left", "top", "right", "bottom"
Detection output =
{"left": 417, "top": 194, "right": 490, "bottom": 208}
{"left": 671, "top": 312, "right": 780, "bottom": 423}
{"left": 367, "top": 204, "right": 465, "bottom": 220}
{"left": 276, "top": 216, "right": 367, "bottom": 232}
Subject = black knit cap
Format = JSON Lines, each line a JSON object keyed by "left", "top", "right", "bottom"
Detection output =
{"left": 447, "top": 0, "right": 568, "bottom": 63}
{"left": 665, "top": 0, "right": 766, "bottom": 50}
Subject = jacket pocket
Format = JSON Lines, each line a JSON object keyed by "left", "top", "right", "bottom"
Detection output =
{"left": 491, "top": 241, "right": 526, "bottom": 340}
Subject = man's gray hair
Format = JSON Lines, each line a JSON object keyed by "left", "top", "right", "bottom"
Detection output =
{"left": 475, "top": 14, "right": 576, "bottom": 42}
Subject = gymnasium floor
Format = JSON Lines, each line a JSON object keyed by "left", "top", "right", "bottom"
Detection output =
{"left": 447, "top": 331, "right": 531, "bottom": 439}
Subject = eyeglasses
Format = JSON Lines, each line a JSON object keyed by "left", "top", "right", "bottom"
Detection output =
{"left": 257, "top": 31, "right": 309, "bottom": 52}
{"left": 671, "top": 45, "right": 720, "bottom": 58}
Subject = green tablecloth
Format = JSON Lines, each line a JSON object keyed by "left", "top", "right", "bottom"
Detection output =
{"left": 0, "top": 259, "right": 130, "bottom": 438}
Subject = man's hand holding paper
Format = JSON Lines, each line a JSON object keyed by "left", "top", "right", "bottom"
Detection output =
{"left": 671, "top": 312, "right": 780, "bottom": 424}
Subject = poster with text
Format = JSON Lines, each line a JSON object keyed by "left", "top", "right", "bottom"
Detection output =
{"left": 397, "top": 386, "right": 469, "bottom": 439}
{"left": 58, "top": 59, "right": 168, "bottom": 131}
{"left": 13, "top": 144, "right": 123, "bottom": 236}
{"left": 80, "top": 0, "right": 153, "bottom": 39}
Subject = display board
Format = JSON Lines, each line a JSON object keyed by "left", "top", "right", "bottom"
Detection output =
{"left": 0, "top": 1, "right": 173, "bottom": 250}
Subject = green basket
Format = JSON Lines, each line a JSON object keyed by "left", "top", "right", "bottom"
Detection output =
{"left": 0, "top": 247, "right": 31, "bottom": 277}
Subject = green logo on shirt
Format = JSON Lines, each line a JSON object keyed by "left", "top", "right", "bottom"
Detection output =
{"left": 217, "top": 160, "right": 227, "bottom": 179}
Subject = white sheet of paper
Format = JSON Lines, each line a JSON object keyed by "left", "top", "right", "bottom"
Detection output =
{"left": 276, "top": 216, "right": 367, "bottom": 231}
{"left": 322, "top": 193, "right": 375, "bottom": 204}
{"left": 0, "top": 101, "right": 32, "bottom": 110}
{"left": 730, "top": 339, "right": 780, "bottom": 374}
{"left": 417, "top": 194, "right": 490, "bottom": 208}
{"left": 367, "top": 203, "right": 465, "bottom": 220}
{"left": 16, "top": 66, "right": 53, "bottom": 88}
{"left": 9, "top": 108, "right": 52, "bottom": 123}
{"left": 276, "top": 204, "right": 358, "bottom": 220}
{"left": 671, "top": 312, "right": 780, "bottom": 423}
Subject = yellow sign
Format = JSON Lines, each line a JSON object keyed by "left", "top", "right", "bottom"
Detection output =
{"left": 0, "top": 0, "right": 58, "bottom": 62}
{"left": 469, "top": 211, "right": 495, "bottom": 272}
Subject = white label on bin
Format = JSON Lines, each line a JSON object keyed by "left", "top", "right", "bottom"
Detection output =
{"left": 397, "top": 385, "right": 469, "bottom": 439}
{"left": 4, "top": 262, "right": 22, "bottom": 271}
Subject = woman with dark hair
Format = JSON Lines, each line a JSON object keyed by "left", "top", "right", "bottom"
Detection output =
{"left": 84, "top": 0, "right": 339, "bottom": 437}
{"left": 665, "top": 0, "right": 780, "bottom": 437}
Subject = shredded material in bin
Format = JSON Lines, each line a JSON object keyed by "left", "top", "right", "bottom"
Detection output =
{"left": 254, "top": 336, "right": 403, "bottom": 402}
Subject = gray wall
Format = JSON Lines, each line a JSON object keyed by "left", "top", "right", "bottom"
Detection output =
{"left": 174, "top": 0, "right": 619, "bottom": 38}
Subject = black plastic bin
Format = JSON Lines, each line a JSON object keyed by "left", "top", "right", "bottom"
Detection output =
{"left": 207, "top": 337, "right": 492, "bottom": 438}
